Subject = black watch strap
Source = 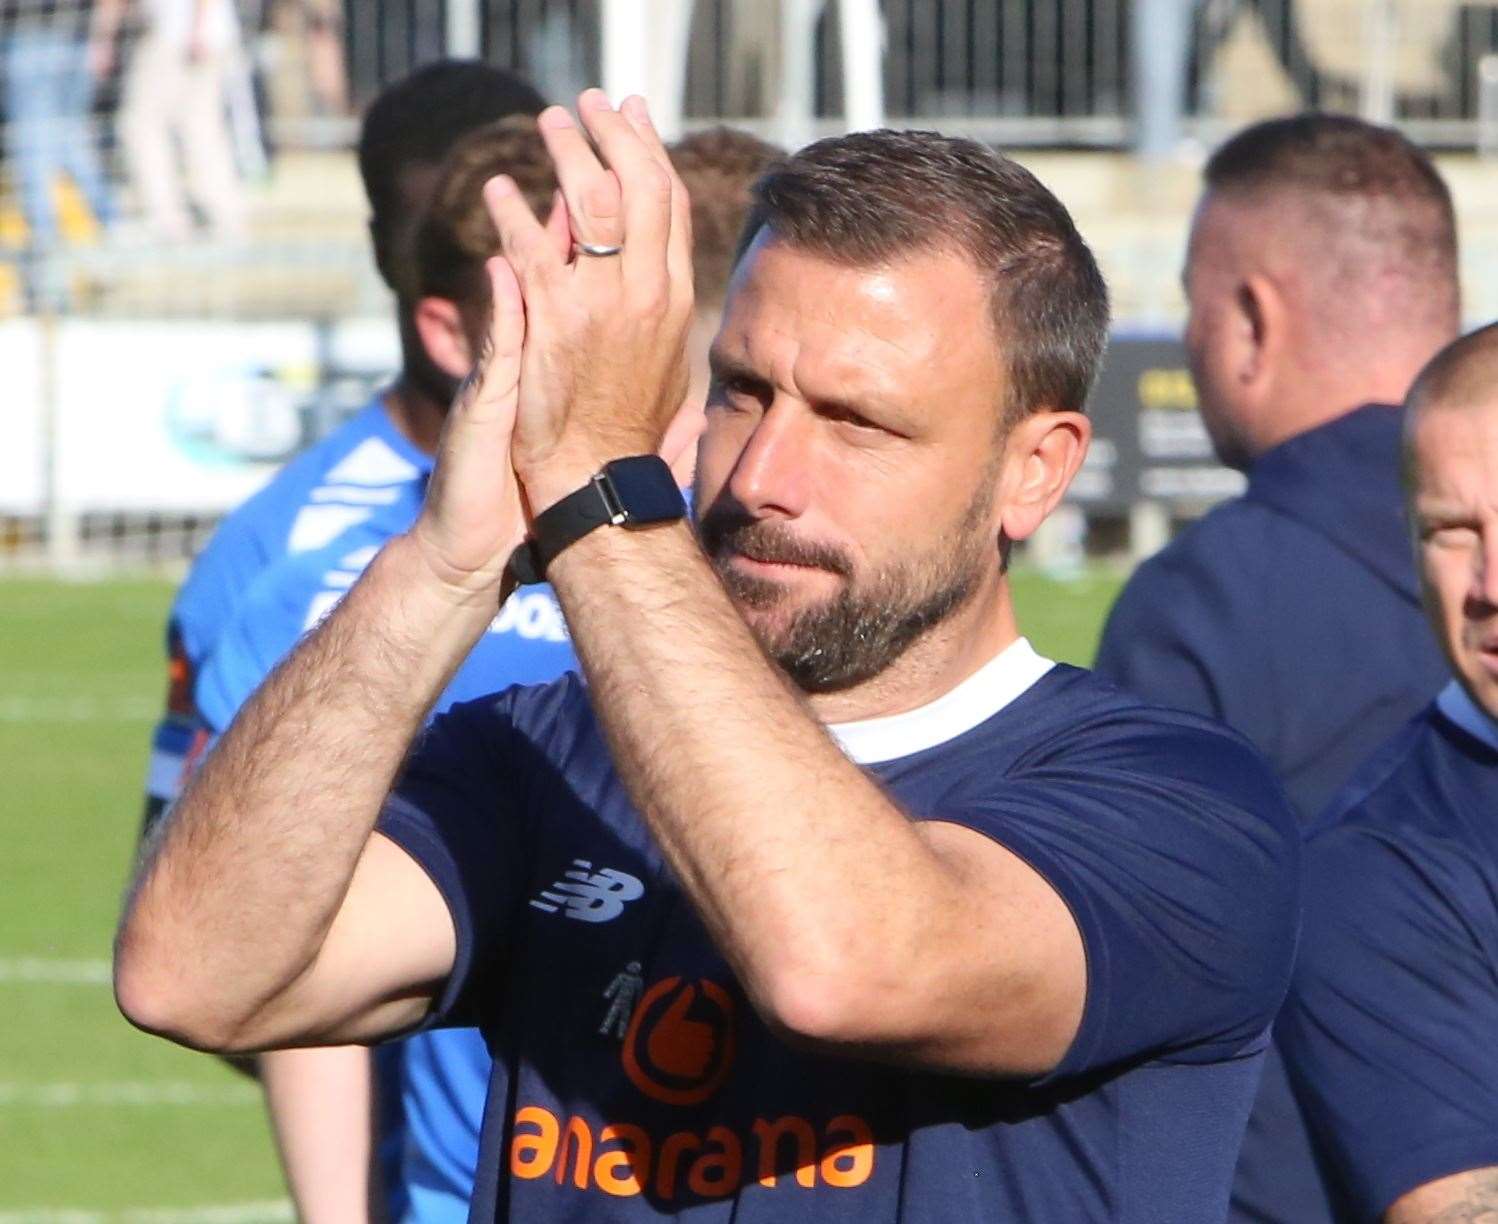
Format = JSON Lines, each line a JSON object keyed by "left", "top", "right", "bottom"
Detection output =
{"left": 508, "top": 455, "right": 684, "bottom": 585}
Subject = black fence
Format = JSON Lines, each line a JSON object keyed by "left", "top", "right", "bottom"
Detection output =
{"left": 340, "top": 1, "right": 1498, "bottom": 146}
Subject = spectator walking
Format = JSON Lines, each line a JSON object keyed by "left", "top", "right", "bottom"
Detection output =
{"left": 118, "top": 0, "right": 247, "bottom": 241}
{"left": 1, "top": 0, "right": 123, "bottom": 300}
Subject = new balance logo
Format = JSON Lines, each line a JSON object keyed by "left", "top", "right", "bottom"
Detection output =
{"left": 530, "top": 860, "right": 645, "bottom": 923}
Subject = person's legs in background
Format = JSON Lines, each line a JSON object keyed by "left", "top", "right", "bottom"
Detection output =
{"left": 178, "top": 48, "right": 247, "bottom": 241}
{"left": 57, "top": 36, "right": 117, "bottom": 234}
{"left": 119, "top": 30, "right": 193, "bottom": 241}
{"left": 5, "top": 27, "right": 70, "bottom": 250}
{"left": 2, "top": 26, "right": 84, "bottom": 307}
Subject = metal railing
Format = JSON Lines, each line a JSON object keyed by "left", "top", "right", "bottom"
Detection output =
{"left": 4, "top": 0, "right": 1495, "bottom": 571}
{"left": 333, "top": 1, "right": 1498, "bottom": 149}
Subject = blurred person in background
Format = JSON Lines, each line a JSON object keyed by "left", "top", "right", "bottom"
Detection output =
{"left": 118, "top": 0, "right": 248, "bottom": 241}
{"left": 260, "top": 0, "right": 349, "bottom": 125}
{"left": 1279, "top": 321, "right": 1498, "bottom": 1223}
{"left": 137, "top": 60, "right": 547, "bottom": 1222}
{"left": 190, "top": 119, "right": 782, "bottom": 1223}
{"left": 1, "top": 0, "right": 123, "bottom": 267}
{"left": 1093, "top": 114, "right": 1461, "bottom": 1222}
{"left": 193, "top": 116, "right": 570, "bottom": 1224}
{"left": 298, "top": 0, "right": 345, "bottom": 115}
{"left": 140, "top": 62, "right": 547, "bottom": 832}
{"left": 668, "top": 125, "right": 784, "bottom": 426}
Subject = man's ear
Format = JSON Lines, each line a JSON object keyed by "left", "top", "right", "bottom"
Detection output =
{"left": 411, "top": 296, "right": 475, "bottom": 382}
{"left": 995, "top": 410, "right": 1092, "bottom": 544}
{"left": 1235, "top": 273, "right": 1286, "bottom": 405}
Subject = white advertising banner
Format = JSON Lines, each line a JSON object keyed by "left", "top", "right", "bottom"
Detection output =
{"left": 52, "top": 320, "right": 398, "bottom": 513}
{"left": 326, "top": 316, "right": 400, "bottom": 369}
{"left": 0, "top": 320, "right": 45, "bottom": 513}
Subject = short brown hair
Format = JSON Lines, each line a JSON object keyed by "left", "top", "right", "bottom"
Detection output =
{"left": 1205, "top": 114, "right": 1458, "bottom": 301}
{"left": 668, "top": 127, "right": 784, "bottom": 310}
{"left": 412, "top": 117, "right": 557, "bottom": 310}
{"left": 738, "top": 129, "right": 1109, "bottom": 421}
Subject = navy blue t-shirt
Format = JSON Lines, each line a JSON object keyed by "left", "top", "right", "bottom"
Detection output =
{"left": 1279, "top": 684, "right": 1498, "bottom": 1220}
{"left": 377, "top": 643, "right": 1300, "bottom": 1222}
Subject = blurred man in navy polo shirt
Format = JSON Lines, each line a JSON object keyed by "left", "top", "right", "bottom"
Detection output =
{"left": 1280, "top": 321, "right": 1498, "bottom": 1222}
{"left": 1094, "top": 115, "right": 1461, "bottom": 1222}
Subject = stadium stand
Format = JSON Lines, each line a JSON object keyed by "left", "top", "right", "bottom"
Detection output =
{"left": 4, "top": 0, "right": 1498, "bottom": 578}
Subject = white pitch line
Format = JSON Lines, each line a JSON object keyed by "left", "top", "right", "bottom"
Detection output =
{"left": 0, "top": 958, "right": 111, "bottom": 986}
{"left": 127, "top": 1206, "right": 292, "bottom": 1224}
{"left": 0, "top": 1201, "right": 291, "bottom": 1224}
{"left": 0, "top": 695, "right": 156, "bottom": 723}
{"left": 0, "top": 1082, "right": 260, "bottom": 1108}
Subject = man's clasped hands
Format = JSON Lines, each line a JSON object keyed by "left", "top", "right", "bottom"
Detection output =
{"left": 412, "top": 89, "right": 696, "bottom": 604}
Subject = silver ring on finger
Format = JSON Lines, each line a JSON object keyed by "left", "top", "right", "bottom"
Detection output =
{"left": 576, "top": 241, "right": 624, "bottom": 258}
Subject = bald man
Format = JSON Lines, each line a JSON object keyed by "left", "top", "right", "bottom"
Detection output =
{"left": 1277, "top": 321, "right": 1498, "bottom": 1223}
{"left": 1093, "top": 114, "right": 1461, "bottom": 1222}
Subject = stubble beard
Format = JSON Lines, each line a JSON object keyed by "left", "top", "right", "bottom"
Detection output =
{"left": 695, "top": 490, "right": 994, "bottom": 694}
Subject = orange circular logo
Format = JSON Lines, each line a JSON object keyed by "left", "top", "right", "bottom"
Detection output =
{"left": 620, "top": 976, "right": 737, "bottom": 1106}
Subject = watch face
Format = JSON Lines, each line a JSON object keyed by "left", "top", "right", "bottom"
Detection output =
{"left": 604, "top": 456, "right": 686, "bottom": 524}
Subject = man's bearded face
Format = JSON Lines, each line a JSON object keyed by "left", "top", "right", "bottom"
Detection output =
{"left": 695, "top": 486, "right": 993, "bottom": 693}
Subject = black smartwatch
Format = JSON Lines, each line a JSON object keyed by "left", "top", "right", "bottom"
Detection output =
{"left": 508, "top": 455, "right": 685, "bottom": 585}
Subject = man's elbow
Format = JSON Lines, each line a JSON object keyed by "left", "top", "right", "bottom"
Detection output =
{"left": 752, "top": 952, "right": 928, "bottom": 1051}
{"left": 114, "top": 964, "right": 212, "bottom": 1050}
{"left": 113, "top": 933, "right": 249, "bottom": 1053}
{"left": 755, "top": 969, "right": 863, "bottom": 1048}
{"left": 753, "top": 957, "right": 1075, "bottom": 1077}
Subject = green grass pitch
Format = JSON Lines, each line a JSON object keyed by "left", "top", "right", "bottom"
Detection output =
{"left": 0, "top": 567, "right": 1123, "bottom": 1216}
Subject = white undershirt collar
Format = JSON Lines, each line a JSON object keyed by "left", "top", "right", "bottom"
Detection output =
{"left": 1437, "top": 680, "right": 1498, "bottom": 753}
{"left": 827, "top": 637, "right": 1056, "bottom": 766}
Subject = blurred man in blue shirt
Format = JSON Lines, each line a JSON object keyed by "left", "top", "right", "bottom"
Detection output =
{"left": 1280, "top": 321, "right": 1498, "bottom": 1222}
{"left": 143, "top": 61, "right": 547, "bottom": 831}
{"left": 1093, "top": 115, "right": 1462, "bottom": 1222}
{"left": 139, "top": 63, "right": 548, "bottom": 1223}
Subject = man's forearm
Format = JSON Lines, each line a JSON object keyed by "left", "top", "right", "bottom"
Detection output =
{"left": 261, "top": 1047, "right": 376, "bottom": 1224}
{"left": 1387, "top": 1169, "right": 1498, "bottom": 1223}
{"left": 115, "top": 534, "right": 497, "bottom": 1048}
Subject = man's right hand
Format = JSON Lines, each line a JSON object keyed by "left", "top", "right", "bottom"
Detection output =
{"left": 409, "top": 256, "right": 531, "bottom": 603}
